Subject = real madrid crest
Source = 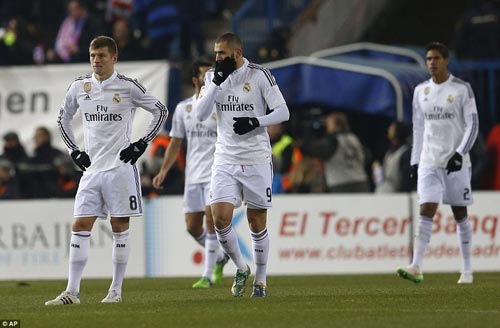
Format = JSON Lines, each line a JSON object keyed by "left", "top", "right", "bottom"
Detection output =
{"left": 447, "top": 95, "right": 454, "bottom": 103}
{"left": 243, "top": 82, "right": 251, "bottom": 93}
{"left": 186, "top": 104, "right": 192, "bottom": 112}
{"left": 211, "top": 112, "right": 217, "bottom": 120}
{"left": 424, "top": 86, "right": 430, "bottom": 95}
{"left": 84, "top": 82, "right": 92, "bottom": 93}
{"left": 113, "top": 93, "right": 121, "bottom": 104}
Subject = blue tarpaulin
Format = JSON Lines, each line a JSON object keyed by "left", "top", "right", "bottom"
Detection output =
{"left": 265, "top": 44, "right": 429, "bottom": 123}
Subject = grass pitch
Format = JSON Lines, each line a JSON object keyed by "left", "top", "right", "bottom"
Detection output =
{"left": 1, "top": 272, "right": 499, "bottom": 328}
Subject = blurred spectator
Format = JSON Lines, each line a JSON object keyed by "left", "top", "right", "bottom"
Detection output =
{"left": 485, "top": 123, "right": 500, "bottom": 189}
{"left": 142, "top": 129, "right": 185, "bottom": 195}
{"left": 133, "top": 0, "right": 180, "bottom": 60}
{"left": 268, "top": 122, "right": 299, "bottom": 193}
{"left": 302, "top": 112, "right": 370, "bottom": 193}
{"left": 289, "top": 154, "right": 325, "bottom": 193}
{"left": 46, "top": 0, "right": 105, "bottom": 63}
{"left": 374, "top": 121, "right": 413, "bottom": 193}
{"left": 1, "top": 131, "right": 32, "bottom": 198}
{"left": 105, "top": 0, "right": 134, "bottom": 22}
{"left": 205, "top": 0, "right": 229, "bottom": 18}
{"left": 54, "top": 155, "right": 80, "bottom": 198}
{"left": 469, "top": 131, "right": 489, "bottom": 190}
{"left": 454, "top": 0, "right": 500, "bottom": 59}
{"left": 257, "top": 26, "right": 291, "bottom": 63}
{"left": 30, "top": 126, "right": 70, "bottom": 198}
{"left": 0, "top": 16, "right": 36, "bottom": 65}
{"left": 177, "top": 0, "right": 206, "bottom": 58}
{"left": 112, "top": 18, "right": 146, "bottom": 61}
{"left": 0, "top": 159, "right": 20, "bottom": 199}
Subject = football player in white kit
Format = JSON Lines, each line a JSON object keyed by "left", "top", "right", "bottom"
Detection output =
{"left": 397, "top": 42, "right": 478, "bottom": 285}
{"left": 152, "top": 59, "right": 230, "bottom": 288}
{"left": 45, "top": 36, "right": 168, "bottom": 305}
{"left": 195, "top": 32, "right": 290, "bottom": 297}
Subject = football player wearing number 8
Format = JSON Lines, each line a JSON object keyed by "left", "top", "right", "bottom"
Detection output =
{"left": 397, "top": 42, "right": 478, "bottom": 285}
{"left": 46, "top": 36, "right": 168, "bottom": 306}
{"left": 195, "top": 32, "right": 290, "bottom": 298}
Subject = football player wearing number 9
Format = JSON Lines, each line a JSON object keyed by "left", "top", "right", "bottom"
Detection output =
{"left": 397, "top": 42, "right": 478, "bottom": 285}
{"left": 46, "top": 36, "right": 168, "bottom": 306}
{"left": 195, "top": 32, "right": 290, "bottom": 298}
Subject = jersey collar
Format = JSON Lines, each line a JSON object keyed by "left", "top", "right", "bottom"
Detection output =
{"left": 234, "top": 57, "right": 249, "bottom": 74}
{"left": 430, "top": 73, "right": 453, "bottom": 87}
{"left": 92, "top": 71, "right": 118, "bottom": 87}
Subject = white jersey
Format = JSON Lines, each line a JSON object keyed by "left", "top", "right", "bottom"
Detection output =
{"left": 58, "top": 71, "right": 168, "bottom": 172}
{"left": 199, "top": 58, "right": 287, "bottom": 165}
{"left": 411, "top": 74, "right": 479, "bottom": 168}
{"left": 170, "top": 94, "right": 217, "bottom": 184}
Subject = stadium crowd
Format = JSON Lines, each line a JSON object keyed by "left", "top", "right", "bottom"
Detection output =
{"left": 0, "top": 0, "right": 229, "bottom": 65}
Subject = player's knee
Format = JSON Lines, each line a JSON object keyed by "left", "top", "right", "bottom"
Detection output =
{"left": 110, "top": 217, "right": 130, "bottom": 232}
{"left": 72, "top": 219, "right": 93, "bottom": 232}
{"left": 419, "top": 203, "right": 438, "bottom": 217}
{"left": 452, "top": 206, "right": 468, "bottom": 220}
{"left": 213, "top": 216, "right": 232, "bottom": 230}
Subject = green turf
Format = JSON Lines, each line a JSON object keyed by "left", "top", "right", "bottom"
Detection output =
{"left": 1, "top": 273, "right": 499, "bottom": 328}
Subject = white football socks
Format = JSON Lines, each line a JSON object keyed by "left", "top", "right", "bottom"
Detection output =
{"left": 194, "top": 229, "right": 207, "bottom": 247}
{"left": 456, "top": 217, "right": 472, "bottom": 273}
{"left": 412, "top": 216, "right": 433, "bottom": 270}
{"left": 202, "top": 234, "right": 220, "bottom": 279}
{"left": 215, "top": 224, "right": 247, "bottom": 270}
{"left": 110, "top": 230, "right": 130, "bottom": 294}
{"left": 66, "top": 231, "right": 90, "bottom": 295}
{"left": 251, "top": 228, "right": 269, "bottom": 285}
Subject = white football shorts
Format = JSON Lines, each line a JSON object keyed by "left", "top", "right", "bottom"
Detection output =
{"left": 74, "top": 164, "right": 143, "bottom": 218}
{"left": 183, "top": 182, "right": 210, "bottom": 213}
{"left": 417, "top": 165, "right": 473, "bottom": 206}
{"left": 210, "top": 163, "right": 273, "bottom": 209}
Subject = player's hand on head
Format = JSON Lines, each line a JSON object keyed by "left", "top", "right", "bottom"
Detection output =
{"left": 213, "top": 56, "right": 236, "bottom": 86}
{"left": 119, "top": 139, "right": 148, "bottom": 165}
{"left": 446, "top": 152, "right": 462, "bottom": 175}
{"left": 71, "top": 150, "right": 91, "bottom": 171}
{"left": 233, "top": 117, "right": 260, "bottom": 135}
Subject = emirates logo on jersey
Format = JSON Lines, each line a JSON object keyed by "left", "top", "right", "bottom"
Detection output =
{"left": 243, "top": 82, "right": 251, "bottom": 93}
{"left": 84, "top": 82, "right": 92, "bottom": 93}
{"left": 113, "top": 93, "right": 121, "bottom": 104}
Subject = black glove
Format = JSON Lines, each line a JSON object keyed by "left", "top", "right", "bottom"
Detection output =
{"left": 233, "top": 117, "right": 260, "bottom": 135}
{"left": 212, "top": 56, "right": 236, "bottom": 86}
{"left": 120, "top": 139, "right": 148, "bottom": 165}
{"left": 410, "top": 164, "right": 418, "bottom": 182}
{"left": 71, "top": 150, "right": 91, "bottom": 171}
{"left": 446, "top": 152, "right": 463, "bottom": 175}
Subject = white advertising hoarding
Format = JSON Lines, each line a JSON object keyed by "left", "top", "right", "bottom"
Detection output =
{"left": 1, "top": 192, "right": 498, "bottom": 280}
{"left": 146, "top": 192, "right": 500, "bottom": 277}
{"left": 0, "top": 199, "right": 145, "bottom": 280}
{"left": 146, "top": 194, "right": 412, "bottom": 276}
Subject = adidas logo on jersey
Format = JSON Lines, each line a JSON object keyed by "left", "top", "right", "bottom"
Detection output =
{"left": 84, "top": 94, "right": 91, "bottom": 100}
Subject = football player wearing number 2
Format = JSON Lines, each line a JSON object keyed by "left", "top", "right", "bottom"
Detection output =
{"left": 397, "top": 42, "right": 478, "bottom": 285}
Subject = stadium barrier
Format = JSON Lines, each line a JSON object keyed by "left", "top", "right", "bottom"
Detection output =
{"left": 1, "top": 192, "right": 498, "bottom": 280}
